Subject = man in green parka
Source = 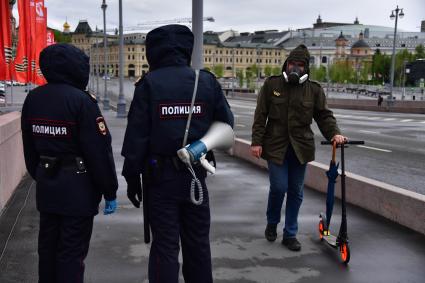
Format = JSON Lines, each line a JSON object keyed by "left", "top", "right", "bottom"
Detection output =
{"left": 251, "top": 44, "right": 346, "bottom": 251}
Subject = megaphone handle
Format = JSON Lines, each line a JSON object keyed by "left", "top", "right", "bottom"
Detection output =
{"left": 200, "top": 157, "right": 216, "bottom": 174}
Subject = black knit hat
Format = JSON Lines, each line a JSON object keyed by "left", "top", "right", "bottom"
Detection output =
{"left": 287, "top": 44, "right": 310, "bottom": 65}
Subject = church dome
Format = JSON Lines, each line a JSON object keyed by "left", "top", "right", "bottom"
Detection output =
{"left": 352, "top": 39, "right": 369, "bottom": 49}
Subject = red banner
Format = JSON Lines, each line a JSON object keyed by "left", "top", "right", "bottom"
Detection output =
{"left": 0, "top": 0, "right": 13, "bottom": 81}
{"left": 14, "top": 0, "right": 31, "bottom": 83}
{"left": 47, "top": 29, "right": 55, "bottom": 46}
{"left": 32, "top": 2, "right": 47, "bottom": 85}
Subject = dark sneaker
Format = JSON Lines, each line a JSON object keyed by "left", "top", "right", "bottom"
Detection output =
{"left": 265, "top": 224, "right": 277, "bottom": 242}
{"left": 281, "top": 237, "right": 301, "bottom": 251}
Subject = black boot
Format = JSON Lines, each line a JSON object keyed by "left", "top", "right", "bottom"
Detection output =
{"left": 281, "top": 237, "right": 301, "bottom": 251}
{"left": 265, "top": 224, "right": 277, "bottom": 242}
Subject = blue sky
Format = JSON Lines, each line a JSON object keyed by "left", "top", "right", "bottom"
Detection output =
{"left": 12, "top": 0, "right": 425, "bottom": 33}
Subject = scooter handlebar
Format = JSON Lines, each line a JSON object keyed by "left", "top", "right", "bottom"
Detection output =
{"left": 321, "top": 140, "right": 365, "bottom": 145}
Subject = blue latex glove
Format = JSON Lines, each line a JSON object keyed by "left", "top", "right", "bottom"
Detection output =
{"left": 104, "top": 199, "right": 117, "bottom": 215}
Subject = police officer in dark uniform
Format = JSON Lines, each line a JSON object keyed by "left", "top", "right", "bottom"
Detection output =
{"left": 21, "top": 43, "right": 118, "bottom": 283}
{"left": 121, "top": 25, "right": 234, "bottom": 283}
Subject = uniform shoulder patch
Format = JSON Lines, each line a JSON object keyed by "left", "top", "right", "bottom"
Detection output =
{"left": 96, "top": 117, "right": 108, "bottom": 136}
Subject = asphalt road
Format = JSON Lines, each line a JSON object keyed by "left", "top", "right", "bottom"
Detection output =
{"left": 228, "top": 97, "right": 425, "bottom": 195}
{"left": 4, "top": 82, "right": 424, "bottom": 194}
{"left": 99, "top": 78, "right": 425, "bottom": 195}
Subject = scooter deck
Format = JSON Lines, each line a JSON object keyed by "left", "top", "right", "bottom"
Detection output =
{"left": 322, "top": 233, "right": 338, "bottom": 247}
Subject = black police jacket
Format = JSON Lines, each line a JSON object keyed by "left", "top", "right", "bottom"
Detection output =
{"left": 21, "top": 43, "right": 118, "bottom": 216}
{"left": 121, "top": 25, "right": 234, "bottom": 178}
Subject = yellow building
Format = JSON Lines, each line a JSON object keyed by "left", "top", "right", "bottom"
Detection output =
{"left": 203, "top": 43, "right": 286, "bottom": 78}
{"left": 71, "top": 21, "right": 288, "bottom": 78}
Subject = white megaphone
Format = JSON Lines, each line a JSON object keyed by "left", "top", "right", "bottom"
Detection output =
{"left": 177, "top": 121, "right": 235, "bottom": 174}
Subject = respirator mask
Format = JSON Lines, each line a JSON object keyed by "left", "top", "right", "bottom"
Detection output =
{"left": 283, "top": 62, "right": 308, "bottom": 85}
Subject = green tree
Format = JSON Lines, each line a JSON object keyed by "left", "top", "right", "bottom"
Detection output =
{"left": 360, "top": 63, "right": 372, "bottom": 83}
{"left": 249, "top": 64, "right": 259, "bottom": 78}
{"left": 310, "top": 65, "right": 327, "bottom": 82}
{"left": 371, "top": 49, "right": 391, "bottom": 84}
{"left": 395, "top": 49, "right": 413, "bottom": 86}
{"left": 212, "top": 64, "right": 224, "bottom": 78}
{"left": 415, "top": 44, "right": 425, "bottom": 60}
{"left": 53, "top": 29, "right": 71, "bottom": 43}
{"left": 264, "top": 65, "right": 272, "bottom": 77}
{"left": 272, "top": 66, "right": 281, "bottom": 76}
{"left": 329, "top": 60, "right": 355, "bottom": 83}
{"left": 236, "top": 69, "right": 244, "bottom": 88}
{"left": 245, "top": 69, "right": 254, "bottom": 89}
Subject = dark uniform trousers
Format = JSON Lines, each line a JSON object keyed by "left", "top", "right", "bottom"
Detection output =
{"left": 38, "top": 212, "right": 94, "bottom": 283}
{"left": 147, "top": 160, "right": 213, "bottom": 283}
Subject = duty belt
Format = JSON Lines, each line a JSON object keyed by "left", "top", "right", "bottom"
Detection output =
{"left": 40, "top": 155, "right": 87, "bottom": 176}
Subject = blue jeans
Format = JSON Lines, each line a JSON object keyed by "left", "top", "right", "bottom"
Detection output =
{"left": 267, "top": 146, "right": 307, "bottom": 238}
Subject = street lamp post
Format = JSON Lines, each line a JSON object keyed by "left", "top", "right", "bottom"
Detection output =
{"left": 95, "top": 26, "right": 100, "bottom": 101}
{"left": 356, "top": 59, "right": 360, "bottom": 100}
{"left": 232, "top": 47, "right": 235, "bottom": 97}
{"left": 389, "top": 5, "right": 404, "bottom": 100}
{"left": 402, "top": 60, "right": 407, "bottom": 100}
{"left": 192, "top": 0, "right": 203, "bottom": 70}
{"left": 89, "top": 47, "right": 92, "bottom": 92}
{"left": 101, "top": 0, "right": 110, "bottom": 110}
{"left": 116, "top": 0, "right": 126, "bottom": 117}
{"left": 256, "top": 46, "right": 261, "bottom": 91}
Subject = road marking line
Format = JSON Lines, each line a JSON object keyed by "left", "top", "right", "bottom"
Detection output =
{"left": 356, "top": 145, "right": 392, "bottom": 152}
{"left": 400, "top": 119, "right": 413, "bottom": 122}
{"left": 383, "top": 118, "right": 396, "bottom": 121}
{"left": 236, "top": 124, "right": 246, "bottom": 128}
{"left": 359, "top": 130, "right": 380, "bottom": 134}
{"left": 366, "top": 117, "right": 381, "bottom": 120}
{"left": 421, "top": 121, "right": 425, "bottom": 124}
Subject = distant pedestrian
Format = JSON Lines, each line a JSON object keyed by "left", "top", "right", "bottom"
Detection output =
{"left": 378, "top": 94, "right": 383, "bottom": 106}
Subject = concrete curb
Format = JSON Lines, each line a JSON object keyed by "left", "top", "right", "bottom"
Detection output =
{"left": 0, "top": 112, "right": 27, "bottom": 213}
{"left": 227, "top": 92, "right": 425, "bottom": 114}
{"left": 229, "top": 138, "right": 425, "bottom": 235}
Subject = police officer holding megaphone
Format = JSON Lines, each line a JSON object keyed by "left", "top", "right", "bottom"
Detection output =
{"left": 121, "top": 25, "right": 234, "bottom": 283}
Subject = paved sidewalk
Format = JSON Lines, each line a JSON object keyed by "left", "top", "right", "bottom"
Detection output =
{"left": 0, "top": 109, "right": 424, "bottom": 283}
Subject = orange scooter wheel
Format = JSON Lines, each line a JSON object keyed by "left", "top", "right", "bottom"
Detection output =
{"left": 339, "top": 242, "right": 351, "bottom": 264}
{"left": 318, "top": 220, "right": 324, "bottom": 241}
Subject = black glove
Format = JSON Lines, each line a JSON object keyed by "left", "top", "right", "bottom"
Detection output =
{"left": 125, "top": 175, "right": 142, "bottom": 208}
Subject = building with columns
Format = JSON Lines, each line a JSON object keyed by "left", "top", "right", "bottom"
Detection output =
{"left": 70, "top": 17, "right": 425, "bottom": 80}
